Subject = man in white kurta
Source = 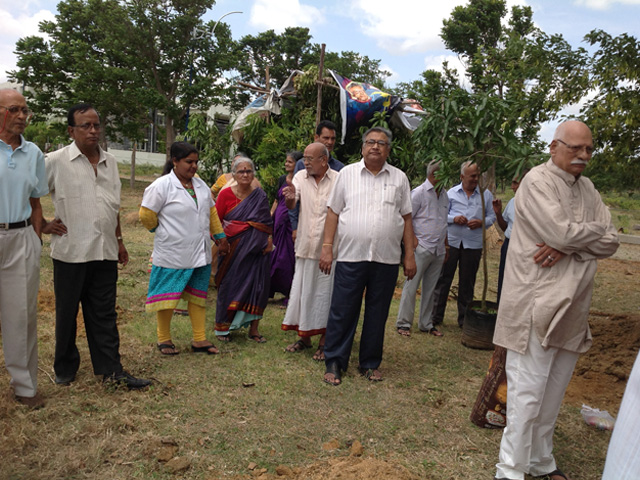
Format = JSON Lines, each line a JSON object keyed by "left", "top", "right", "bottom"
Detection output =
{"left": 493, "top": 121, "right": 619, "bottom": 480}
{"left": 281, "top": 142, "right": 338, "bottom": 360}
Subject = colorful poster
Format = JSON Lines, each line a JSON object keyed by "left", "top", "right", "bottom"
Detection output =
{"left": 329, "top": 70, "right": 401, "bottom": 143}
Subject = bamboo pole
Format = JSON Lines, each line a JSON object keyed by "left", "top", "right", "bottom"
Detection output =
{"left": 315, "top": 44, "right": 326, "bottom": 129}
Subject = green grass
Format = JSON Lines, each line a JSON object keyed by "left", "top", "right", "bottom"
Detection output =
{"left": 0, "top": 179, "right": 633, "bottom": 480}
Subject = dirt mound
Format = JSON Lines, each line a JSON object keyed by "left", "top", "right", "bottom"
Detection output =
{"left": 565, "top": 312, "right": 640, "bottom": 412}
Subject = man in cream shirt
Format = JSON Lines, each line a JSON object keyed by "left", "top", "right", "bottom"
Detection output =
{"left": 44, "top": 103, "right": 150, "bottom": 390}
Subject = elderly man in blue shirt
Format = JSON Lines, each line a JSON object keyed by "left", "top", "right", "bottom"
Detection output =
{"left": 432, "top": 161, "right": 495, "bottom": 328}
{"left": 0, "top": 89, "right": 48, "bottom": 409}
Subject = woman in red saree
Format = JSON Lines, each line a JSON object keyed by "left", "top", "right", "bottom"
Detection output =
{"left": 215, "top": 156, "right": 273, "bottom": 343}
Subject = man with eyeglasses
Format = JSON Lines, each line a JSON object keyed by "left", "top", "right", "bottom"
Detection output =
{"left": 493, "top": 120, "right": 619, "bottom": 480}
{"left": 319, "top": 127, "right": 416, "bottom": 385}
{"left": 281, "top": 142, "right": 339, "bottom": 361}
{"left": 0, "top": 88, "right": 47, "bottom": 409}
{"left": 42, "top": 103, "right": 150, "bottom": 390}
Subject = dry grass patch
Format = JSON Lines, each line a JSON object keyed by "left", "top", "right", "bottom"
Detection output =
{"left": 1, "top": 180, "right": 637, "bottom": 479}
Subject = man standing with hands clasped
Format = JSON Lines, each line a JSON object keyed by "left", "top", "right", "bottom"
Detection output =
{"left": 493, "top": 120, "right": 619, "bottom": 480}
{"left": 43, "top": 103, "right": 150, "bottom": 390}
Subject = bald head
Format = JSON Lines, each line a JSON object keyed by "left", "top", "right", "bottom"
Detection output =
{"left": 551, "top": 120, "right": 594, "bottom": 177}
{"left": 303, "top": 142, "right": 329, "bottom": 178}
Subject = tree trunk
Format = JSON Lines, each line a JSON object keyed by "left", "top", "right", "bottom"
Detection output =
{"left": 165, "top": 119, "right": 176, "bottom": 161}
{"left": 130, "top": 141, "right": 136, "bottom": 189}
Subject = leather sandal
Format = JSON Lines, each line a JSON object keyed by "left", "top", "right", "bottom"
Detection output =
{"left": 324, "top": 362, "right": 341, "bottom": 386}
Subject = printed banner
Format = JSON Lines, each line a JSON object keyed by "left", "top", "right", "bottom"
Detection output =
{"left": 329, "top": 70, "right": 401, "bottom": 143}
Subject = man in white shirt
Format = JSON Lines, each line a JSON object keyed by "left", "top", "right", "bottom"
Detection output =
{"left": 319, "top": 127, "right": 416, "bottom": 385}
{"left": 43, "top": 103, "right": 150, "bottom": 390}
{"left": 396, "top": 159, "right": 449, "bottom": 338}
{"left": 281, "top": 142, "right": 339, "bottom": 360}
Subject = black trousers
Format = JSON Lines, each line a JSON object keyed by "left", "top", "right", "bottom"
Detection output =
{"left": 431, "top": 245, "right": 482, "bottom": 327}
{"left": 324, "top": 261, "right": 399, "bottom": 372}
{"left": 53, "top": 259, "right": 122, "bottom": 377}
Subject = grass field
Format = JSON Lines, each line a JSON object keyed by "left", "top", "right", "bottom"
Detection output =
{"left": 0, "top": 175, "right": 636, "bottom": 480}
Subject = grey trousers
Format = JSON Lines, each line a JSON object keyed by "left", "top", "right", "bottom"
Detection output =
{"left": 396, "top": 245, "right": 445, "bottom": 331}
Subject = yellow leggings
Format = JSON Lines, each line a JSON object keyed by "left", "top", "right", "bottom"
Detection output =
{"left": 156, "top": 302, "right": 206, "bottom": 343}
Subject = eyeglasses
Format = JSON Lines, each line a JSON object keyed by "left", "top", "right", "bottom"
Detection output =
{"left": 235, "top": 169, "right": 254, "bottom": 175}
{"left": 71, "top": 123, "right": 101, "bottom": 131}
{"left": 364, "top": 139, "right": 390, "bottom": 147}
{"left": 556, "top": 139, "right": 594, "bottom": 155}
{"left": 0, "top": 105, "right": 33, "bottom": 117}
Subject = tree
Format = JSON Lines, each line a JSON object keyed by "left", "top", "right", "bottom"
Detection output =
{"left": 10, "top": 0, "right": 240, "bottom": 157}
{"left": 581, "top": 30, "right": 640, "bottom": 190}
{"left": 440, "top": 1, "right": 590, "bottom": 147}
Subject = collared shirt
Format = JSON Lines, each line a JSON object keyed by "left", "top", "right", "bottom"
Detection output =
{"left": 291, "top": 167, "right": 338, "bottom": 260}
{"left": 141, "top": 170, "right": 214, "bottom": 269}
{"left": 493, "top": 159, "right": 619, "bottom": 354}
{"left": 446, "top": 183, "right": 495, "bottom": 249}
{"left": 328, "top": 159, "right": 412, "bottom": 264}
{"left": 503, "top": 197, "right": 516, "bottom": 239}
{"left": 411, "top": 178, "right": 449, "bottom": 256}
{"left": 290, "top": 155, "right": 344, "bottom": 231}
{"left": 46, "top": 142, "right": 121, "bottom": 263}
{"left": 0, "top": 136, "right": 47, "bottom": 223}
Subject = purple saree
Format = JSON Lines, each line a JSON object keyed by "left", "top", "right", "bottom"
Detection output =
{"left": 269, "top": 179, "right": 295, "bottom": 299}
{"left": 215, "top": 188, "right": 273, "bottom": 333}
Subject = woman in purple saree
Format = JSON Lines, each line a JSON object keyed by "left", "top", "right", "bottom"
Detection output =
{"left": 215, "top": 156, "right": 273, "bottom": 343}
{"left": 269, "top": 151, "right": 301, "bottom": 305}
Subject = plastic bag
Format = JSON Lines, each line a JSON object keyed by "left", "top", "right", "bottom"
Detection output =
{"left": 581, "top": 404, "right": 615, "bottom": 431}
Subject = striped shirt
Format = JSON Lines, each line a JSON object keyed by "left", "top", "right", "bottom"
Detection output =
{"left": 46, "top": 142, "right": 121, "bottom": 263}
{"left": 327, "top": 159, "right": 411, "bottom": 264}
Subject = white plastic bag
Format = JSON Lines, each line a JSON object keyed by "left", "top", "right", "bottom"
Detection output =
{"left": 581, "top": 404, "right": 615, "bottom": 431}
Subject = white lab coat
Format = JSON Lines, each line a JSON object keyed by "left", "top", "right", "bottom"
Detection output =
{"left": 141, "top": 170, "right": 213, "bottom": 269}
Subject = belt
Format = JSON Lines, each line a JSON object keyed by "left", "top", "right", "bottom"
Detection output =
{"left": 0, "top": 218, "right": 32, "bottom": 230}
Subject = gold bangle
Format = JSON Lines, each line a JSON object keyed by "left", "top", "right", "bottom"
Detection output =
{"left": 322, "top": 243, "right": 333, "bottom": 246}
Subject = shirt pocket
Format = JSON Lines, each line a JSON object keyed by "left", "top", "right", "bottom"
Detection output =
{"left": 383, "top": 185, "right": 397, "bottom": 205}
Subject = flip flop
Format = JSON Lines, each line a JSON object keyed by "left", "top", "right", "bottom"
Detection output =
{"left": 536, "top": 469, "right": 568, "bottom": 480}
{"left": 249, "top": 334, "right": 267, "bottom": 343}
{"left": 358, "top": 367, "right": 383, "bottom": 382}
{"left": 313, "top": 345, "right": 325, "bottom": 361}
{"left": 157, "top": 342, "right": 179, "bottom": 355}
{"left": 191, "top": 343, "right": 219, "bottom": 355}
{"left": 324, "top": 362, "right": 342, "bottom": 386}
{"left": 397, "top": 327, "right": 411, "bottom": 337}
{"left": 285, "top": 339, "right": 311, "bottom": 352}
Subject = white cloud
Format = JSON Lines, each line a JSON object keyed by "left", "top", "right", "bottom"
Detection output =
{"left": 248, "top": 0, "right": 324, "bottom": 32}
{"left": 347, "top": 0, "right": 529, "bottom": 56}
{"left": 0, "top": 7, "right": 55, "bottom": 82}
{"left": 573, "top": 0, "right": 640, "bottom": 9}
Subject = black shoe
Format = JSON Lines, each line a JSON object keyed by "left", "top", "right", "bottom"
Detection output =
{"left": 55, "top": 374, "right": 75, "bottom": 386}
{"left": 103, "top": 371, "right": 151, "bottom": 390}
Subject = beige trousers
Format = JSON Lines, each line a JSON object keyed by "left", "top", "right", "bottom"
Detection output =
{"left": 0, "top": 226, "right": 41, "bottom": 397}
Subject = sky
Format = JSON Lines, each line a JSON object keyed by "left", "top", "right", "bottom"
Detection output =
{"left": 1, "top": 0, "right": 639, "bottom": 140}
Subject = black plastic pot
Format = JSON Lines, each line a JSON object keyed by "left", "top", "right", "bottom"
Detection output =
{"left": 461, "top": 300, "right": 498, "bottom": 350}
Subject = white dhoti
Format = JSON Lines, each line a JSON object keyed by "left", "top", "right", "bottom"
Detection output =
{"left": 496, "top": 330, "right": 579, "bottom": 480}
{"left": 282, "top": 257, "right": 335, "bottom": 336}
